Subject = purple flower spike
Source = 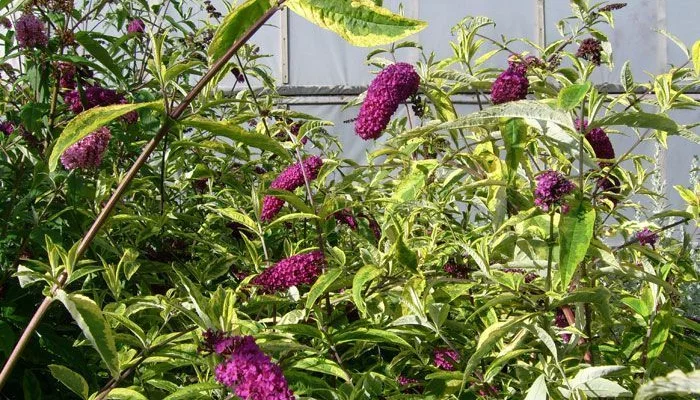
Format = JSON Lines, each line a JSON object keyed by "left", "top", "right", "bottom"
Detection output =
{"left": 0, "top": 121, "right": 15, "bottom": 136}
{"left": 334, "top": 209, "right": 358, "bottom": 230}
{"left": 15, "top": 14, "right": 48, "bottom": 49}
{"left": 433, "top": 347, "right": 460, "bottom": 371}
{"left": 252, "top": 251, "right": 325, "bottom": 294}
{"left": 127, "top": 19, "right": 145, "bottom": 34}
{"left": 355, "top": 62, "right": 420, "bottom": 140}
{"left": 60, "top": 127, "right": 111, "bottom": 170}
{"left": 261, "top": 156, "right": 323, "bottom": 221}
{"left": 491, "top": 61, "right": 529, "bottom": 104}
{"left": 214, "top": 335, "right": 294, "bottom": 400}
{"left": 534, "top": 170, "right": 575, "bottom": 211}
{"left": 576, "top": 119, "right": 615, "bottom": 162}
{"left": 636, "top": 227, "right": 658, "bottom": 249}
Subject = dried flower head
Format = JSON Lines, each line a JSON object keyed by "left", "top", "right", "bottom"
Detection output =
{"left": 534, "top": 170, "right": 575, "bottom": 211}
{"left": 214, "top": 335, "right": 294, "bottom": 400}
{"left": 636, "top": 227, "right": 659, "bottom": 249}
{"left": 15, "top": 14, "right": 48, "bottom": 49}
{"left": 555, "top": 308, "right": 572, "bottom": 342}
{"left": 251, "top": 251, "right": 325, "bottom": 294}
{"left": 433, "top": 347, "right": 460, "bottom": 371}
{"left": 443, "top": 262, "right": 470, "bottom": 279}
{"left": 60, "top": 127, "right": 112, "bottom": 170}
{"left": 576, "top": 38, "right": 603, "bottom": 66}
{"left": 334, "top": 208, "right": 358, "bottom": 230}
{"left": 261, "top": 156, "right": 323, "bottom": 221}
{"left": 599, "top": 3, "right": 627, "bottom": 12}
{"left": 355, "top": 62, "right": 420, "bottom": 140}
{"left": 1, "top": 17, "right": 11, "bottom": 29}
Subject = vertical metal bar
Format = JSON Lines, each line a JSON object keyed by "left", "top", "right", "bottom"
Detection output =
{"left": 536, "top": 0, "right": 547, "bottom": 48}
{"left": 280, "top": 6, "right": 290, "bottom": 84}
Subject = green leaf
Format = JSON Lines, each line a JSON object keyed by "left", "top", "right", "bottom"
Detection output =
{"left": 214, "top": 208, "right": 259, "bottom": 234}
{"left": 570, "top": 366, "right": 627, "bottom": 389}
{"left": 49, "top": 101, "right": 163, "bottom": 171}
{"left": 463, "top": 315, "right": 531, "bottom": 378}
{"left": 48, "top": 365, "right": 89, "bottom": 400}
{"left": 353, "top": 265, "right": 382, "bottom": 317}
{"left": 74, "top": 32, "right": 124, "bottom": 81}
{"left": 588, "top": 112, "right": 678, "bottom": 133}
{"left": 558, "top": 82, "right": 591, "bottom": 110}
{"left": 162, "top": 383, "right": 221, "bottom": 400}
{"left": 558, "top": 200, "right": 595, "bottom": 291}
{"left": 647, "top": 310, "right": 671, "bottom": 362}
{"left": 568, "top": 378, "right": 632, "bottom": 397}
{"left": 55, "top": 290, "right": 120, "bottom": 378}
{"left": 23, "top": 370, "right": 41, "bottom": 400}
{"left": 175, "top": 270, "right": 213, "bottom": 328}
{"left": 182, "top": 116, "right": 290, "bottom": 159}
{"left": 620, "top": 61, "right": 635, "bottom": 92}
{"left": 392, "top": 159, "right": 439, "bottom": 203}
{"left": 208, "top": 0, "right": 272, "bottom": 63}
{"left": 635, "top": 369, "right": 700, "bottom": 400}
{"left": 305, "top": 268, "right": 343, "bottom": 309}
{"left": 334, "top": 327, "right": 411, "bottom": 348}
{"left": 501, "top": 118, "right": 527, "bottom": 183}
{"left": 554, "top": 287, "right": 612, "bottom": 325}
{"left": 292, "top": 357, "right": 351, "bottom": 381}
{"left": 286, "top": 0, "right": 427, "bottom": 47}
{"left": 106, "top": 388, "right": 149, "bottom": 400}
{"left": 692, "top": 41, "right": 700, "bottom": 77}
{"left": 524, "top": 374, "right": 548, "bottom": 400}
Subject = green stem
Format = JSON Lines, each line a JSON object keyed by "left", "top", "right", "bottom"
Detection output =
{"left": 545, "top": 210, "right": 556, "bottom": 298}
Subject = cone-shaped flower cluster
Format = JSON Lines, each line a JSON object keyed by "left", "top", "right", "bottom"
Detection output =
{"left": 63, "top": 85, "right": 138, "bottom": 123}
{"left": 15, "top": 14, "right": 48, "bottom": 49}
{"left": 636, "top": 227, "right": 658, "bottom": 249}
{"left": 60, "top": 127, "right": 111, "bottom": 170}
{"left": 575, "top": 119, "right": 615, "bottom": 163}
{"left": 433, "top": 347, "right": 460, "bottom": 371}
{"left": 207, "top": 333, "right": 294, "bottom": 400}
{"left": 252, "top": 251, "right": 325, "bottom": 294}
{"left": 491, "top": 60, "right": 529, "bottom": 104}
{"left": 261, "top": 156, "right": 323, "bottom": 221}
{"left": 534, "top": 170, "right": 575, "bottom": 211}
{"left": 127, "top": 19, "right": 145, "bottom": 34}
{"left": 354, "top": 63, "right": 420, "bottom": 140}
{"left": 576, "top": 38, "right": 603, "bottom": 66}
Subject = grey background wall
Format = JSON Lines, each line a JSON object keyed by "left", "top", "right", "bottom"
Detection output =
{"left": 223, "top": 0, "right": 699, "bottom": 211}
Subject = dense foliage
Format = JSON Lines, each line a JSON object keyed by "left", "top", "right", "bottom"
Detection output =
{"left": 0, "top": 0, "right": 699, "bottom": 399}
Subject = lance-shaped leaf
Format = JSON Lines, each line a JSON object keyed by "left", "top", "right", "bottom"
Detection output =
{"left": 181, "top": 116, "right": 290, "bottom": 160}
{"left": 48, "top": 365, "right": 89, "bottom": 400}
{"left": 55, "top": 290, "right": 120, "bottom": 378}
{"left": 558, "top": 200, "right": 595, "bottom": 290}
{"left": 286, "top": 0, "right": 427, "bottom": 47}
{"left": 501, "top": 118, "right": 527, "bottom": 183}
{"left": 588, "top": 112, "right": 678, "bottom": 132}
{"left": 635, "top": 369, "right": 700, "bottom": 400}
{"left": 49, "top": 101, "right": 163, "bottom": 171}
{"left": 208, "top": 0, "right": 272, "bottom": 63}
{"left": 558, "top": 82, "right": 590, "bottom": 111}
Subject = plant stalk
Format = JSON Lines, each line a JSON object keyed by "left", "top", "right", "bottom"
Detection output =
{"left": 0, "top": 2, "right": 284, "bottom": 390}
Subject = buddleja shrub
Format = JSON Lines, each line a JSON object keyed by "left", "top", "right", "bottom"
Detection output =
{"left": 0, "top": 0, "right": 698, "bottom": 399}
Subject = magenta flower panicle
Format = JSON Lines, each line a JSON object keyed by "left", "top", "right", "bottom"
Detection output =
{"left": 355, "top": 62, "right": 420, "bottom": 140}
{"left": 15, "top": 14, "right": 48, "bottom": 49}
{"left": 252, "top": 251, "right": 325, "bottom": 294}
{"left": 636, "top": 227, "right": 659, "bottom": 249}
{"left": 534, "top": 170, "right": 575, "bottom": 212}
{"left": 260, "top": 156, "right": 323, "bottom": 221}
{"left": 212, "top": 334, "right": 294, "bottom": 400}
{"left": 127, "top": 19, "right": 145, "bottom": 34}
{"left": 433, "top": 347, "right": 460, "bottom": 371}
{"left": 491, "top": 60, "right": 529, "bottom": 104}
{"left": 60, "top": 127, "right": 111, "bottom": 170}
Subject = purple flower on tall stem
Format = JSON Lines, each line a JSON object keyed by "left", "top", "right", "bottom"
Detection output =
{"left": 491, "top": 60, "right": 529, "bottom": 104}
{"left": 534, "top": 170, "right": 575, "bottom": 211}
{"left": 355, "top": 62, "right": 420, "bottom": 140}
{"left": 575, "top": 119, "right": 615, "bottom": 162}
{"left": 252, "top": 251, "right": 325, "bottom": 294}
{"left": 433, "top": 347, "right": 460, "bottom": 371}
{"left": 212, "top": 334, "right": 294, "bottom": 400}
{"left": 15, "top": 14, "right": 48, "bottom": 49}
{"left": 636, "top": 227, "right": 659, "bottom": 249}
{"left": 127, "top": 19, "right": 145, "bottom": 34}
{"left": 261, "top": 156, "right": 323, "bottom": 221}
{"left": 576, "top": 38, "right": 603, "bottom": 66}
{"left": 60, "top": 127, "right": 111, "bottom": 170}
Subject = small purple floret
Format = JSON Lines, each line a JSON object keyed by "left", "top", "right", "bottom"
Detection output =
{"left": 433, "top": 347, "right": 460, "bottom": 371}
{"left": 636, "top": 228, "right": 658, "bottom": 249}
{"left": 252, "top": 251, "right": 325, "bottom": 294}
{"left": 15, "top": 14, "right": 48, "bottom": 49}
{"left": 127, "top": 19, "right": 145, "bottom": 34}
{"left": 534, "top": 170, "right": 575, "bottom": 211}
